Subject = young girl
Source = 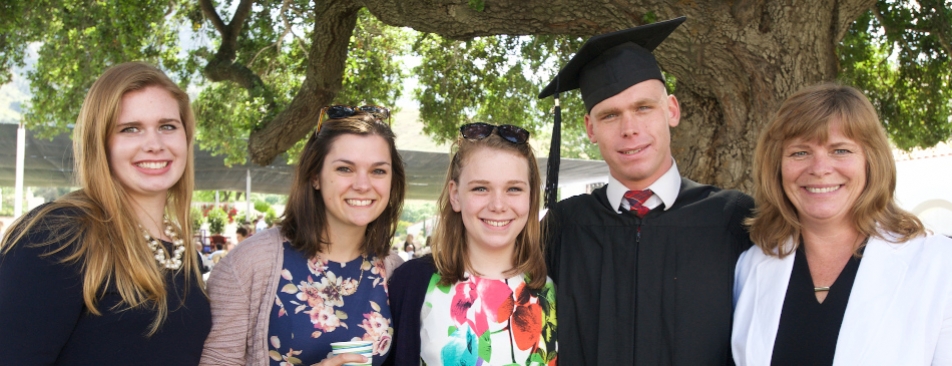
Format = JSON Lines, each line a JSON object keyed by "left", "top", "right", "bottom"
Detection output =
{"left": 386, "top": 123, "right": 557, "bottom": 365}
{"left": 201, "top": 107, "right": 405, "bottom": 366}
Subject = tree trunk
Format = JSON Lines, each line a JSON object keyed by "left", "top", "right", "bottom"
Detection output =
{"left": 239, "top": 0, "right": 874, "bottom": 192}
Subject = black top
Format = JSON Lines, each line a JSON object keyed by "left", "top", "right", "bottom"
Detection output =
{"left": 544, "top": 179, "right": 754, "bottom": 365}
{"left": 771, "top": 245, "right": 865, "bottom": 366}
{"left": 0, "top": 206, "right": 211, "bottom": 365}
{"left": 382, "top": 255, "right": 437, "bottom": 366}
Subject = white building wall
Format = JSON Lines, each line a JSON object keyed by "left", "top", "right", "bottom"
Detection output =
{"left": 894, "top": 145, "right": 952, "bottom": 236}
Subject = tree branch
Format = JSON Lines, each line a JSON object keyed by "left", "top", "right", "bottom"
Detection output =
{"left": 246, "top": 0, "right": 361, "bottom": 165}
{"left": 202, "top": 0, "right": 276, "bottom": 110}
{"left": 199, "top": 0, "right": 226, "bottom": 35}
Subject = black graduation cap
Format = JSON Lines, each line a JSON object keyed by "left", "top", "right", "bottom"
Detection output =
{"left": 538, "top": 16, "right": 686, "bottom": 208}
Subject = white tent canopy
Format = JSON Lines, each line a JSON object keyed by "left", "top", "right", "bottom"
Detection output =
{"left": 0, "top": 123, "right": 608, "bottom": 201}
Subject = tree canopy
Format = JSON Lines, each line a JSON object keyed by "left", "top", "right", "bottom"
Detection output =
{"left": 2, "top": 0, "right": 949, "bottom": 191}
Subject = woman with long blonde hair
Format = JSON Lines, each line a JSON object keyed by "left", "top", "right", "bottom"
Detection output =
{"left": 0, "top": 62, "right": 210, "bottom": 364}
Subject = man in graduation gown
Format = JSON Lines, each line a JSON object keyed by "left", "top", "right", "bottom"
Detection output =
{"left": 538, "top": 17, "right": 754, "bottom": 365}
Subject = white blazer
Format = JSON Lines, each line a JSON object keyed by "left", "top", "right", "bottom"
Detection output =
{"left": 732, "top": 232, "right": 952, "bottom": 365}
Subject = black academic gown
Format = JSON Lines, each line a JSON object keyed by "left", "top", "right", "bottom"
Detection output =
{"left": 544, "top": 178, "right": 753, "bottom": 365}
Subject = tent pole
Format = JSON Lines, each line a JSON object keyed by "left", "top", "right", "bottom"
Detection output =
{"left": 14, "top": 122, "right": 26, "bottom": 218}
{"left": 246, "top": 169, "right": 252, "bottom": 224}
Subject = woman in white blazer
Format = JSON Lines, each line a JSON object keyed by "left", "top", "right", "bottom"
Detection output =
{"left": 733, "top": 83, "right": 952, "bottom": 366}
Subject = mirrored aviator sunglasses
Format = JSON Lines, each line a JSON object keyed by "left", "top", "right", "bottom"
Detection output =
{"left": 315, "top": 105, "right": 391, "bottom": 134}
{"left": 459, "top": 122, "right": 530, "bottom": 144}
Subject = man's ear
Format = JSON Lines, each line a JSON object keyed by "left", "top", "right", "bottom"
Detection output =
{"left": 667, "top": 94, "right": 681, "bottom": 128}
{"left": 584, "top": 114, "right": 597, "bottom": 143}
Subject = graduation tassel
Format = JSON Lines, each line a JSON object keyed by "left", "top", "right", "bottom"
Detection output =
{"left": 544, "top": 92, "right": 562, "bottom": 209}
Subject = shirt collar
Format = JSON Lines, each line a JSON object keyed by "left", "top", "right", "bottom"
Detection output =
{"left": 606, "top": 158, "right": 681, "bottom": 214}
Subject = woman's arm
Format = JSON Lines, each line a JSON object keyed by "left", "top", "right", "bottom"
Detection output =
{"left": 199, "top": 255, "right": 253, "bottom": 365}
{"left": 0, "top": 230, "right": 84, "bottom": 364}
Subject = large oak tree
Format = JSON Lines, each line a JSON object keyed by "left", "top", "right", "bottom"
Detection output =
{"left": 3, "top": 0, "right": 949, "bottom": 192}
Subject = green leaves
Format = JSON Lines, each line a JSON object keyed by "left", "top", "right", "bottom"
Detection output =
{"left": 413, "top": 33, "right": 600, "bottom": 159}
{"left": 838, "top": 1, "right": 952, "bottom": 150}
{"left": 468, "top": 0, "right": 486, "bottom": 12}
{"left": 7, "top": 0, "right": 949, "bottom": 171}
{"left": 14, "top": 0, "right": 196, "bottom": 139}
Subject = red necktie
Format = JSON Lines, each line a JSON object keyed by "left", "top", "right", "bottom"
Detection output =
{"left": 624, "top": 189, "right": 653, "bottom": 218}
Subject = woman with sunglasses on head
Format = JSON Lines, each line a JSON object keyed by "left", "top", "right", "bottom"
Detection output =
{"left": 201, "top": 106, "right": 405, "bottom": 366}
{"left": 385, "top": 123, "right": 557, "bottom": 366}
{"left": 0, "top": 62, "right": 210, "bottom": 364}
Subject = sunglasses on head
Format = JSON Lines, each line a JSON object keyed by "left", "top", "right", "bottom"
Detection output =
{"left": 459, "top": 122, "right": 530, "bottom": 144}
{"left": 315, "top": 105, "right": 391, "bottom": 134}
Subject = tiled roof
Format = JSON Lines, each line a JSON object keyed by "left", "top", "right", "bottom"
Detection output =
{"left": 893, "top": 142, "right": 952, "bottom": 162}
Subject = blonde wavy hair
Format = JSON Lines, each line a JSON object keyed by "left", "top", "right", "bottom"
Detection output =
{"left": 1, "top": 61, "right": 201, "bottom": 335}
{"left": 746, "top": 83, "right": 924, "bottom": 257}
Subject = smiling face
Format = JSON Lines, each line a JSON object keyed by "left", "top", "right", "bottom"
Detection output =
{"left": 449, "top": 147, "right": 531, "bottom": 255}
{"left": 313, "top": 134, "right": 393, "bottom": 232}
{"left": 108, "top": 86, "right": 188, "bottom": 205}
{"left": 781, "top": 125, "right": 867, "bottom": 229}
{"left": 584, "top": 79, "right": 680, "bottom": 190}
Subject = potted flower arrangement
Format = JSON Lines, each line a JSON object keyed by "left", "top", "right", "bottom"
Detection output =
{"left": 207, "top": 207, "right": 228, "bottom": 247}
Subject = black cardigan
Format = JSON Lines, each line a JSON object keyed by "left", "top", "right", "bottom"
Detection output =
{"left": 382, "top": 255, "right": 437, "bottom": 366}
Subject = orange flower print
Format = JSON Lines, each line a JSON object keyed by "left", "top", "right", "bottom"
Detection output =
{"left": 498, "top": 282, "right": 543, "bottom": 352}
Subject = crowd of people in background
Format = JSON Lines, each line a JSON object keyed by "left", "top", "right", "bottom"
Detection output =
{"left": 1, "top": 15, "right": 950, "bottom": 366}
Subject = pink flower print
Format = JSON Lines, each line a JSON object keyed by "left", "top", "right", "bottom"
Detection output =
{"left": 358, "top": 311, "right": 391, "bottom": 339}
{"left": 370, "top": 258, "right": 385, "bottom": 277}
{"left": 317, "top": 272, "right": 344, "bottom": 307}
{"left": 476, "top": 277, "right": 513, "bottom": 321}
{"left": 309, "top": 303, "right": 341, "bottom": 333}
{"left": 296, "top": 276, "right": 324, "bottom": 308}
{"left": 307, "top": 256, "right": 328, "bottom": 276}
{"left": 450, "top": 277, "right": 513, "bottom": 335}
{"left": 450, "top": 280, "right": 478, "bottom": 328}
{"left": 371, "top": 258, "right": 388, "bottom": 290}
{"left": 356, "top": 303, "right": 392, "bottom": 355}
{"left": 340, "top": 278, "right": 359, "bottom": 296}
{"left": 372, "top": 333, "right": 392, "bottom": 355}
{"left": 275, "top": 296, "right": 287, "bottom": 317}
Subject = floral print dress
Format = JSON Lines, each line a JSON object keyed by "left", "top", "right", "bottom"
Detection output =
{"left": 268, "top": 241, "right": 393, "bottom": 366}
{"left": 420, "top": 272, "right": 557, "bottom": 366}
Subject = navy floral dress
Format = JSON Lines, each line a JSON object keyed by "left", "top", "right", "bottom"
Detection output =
{"left": 268, "top": 241, "right": 393, "bottom": 365}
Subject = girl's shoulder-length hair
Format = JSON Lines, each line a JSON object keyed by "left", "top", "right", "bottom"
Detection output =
{"left": 746, "top": 82, "right": 924, "bottom": 257}
{"left": 280, "top": 113, "right": 406, "bottom": 260}
{"left": 430, "top": 133, "right": 547, "bottom": 289}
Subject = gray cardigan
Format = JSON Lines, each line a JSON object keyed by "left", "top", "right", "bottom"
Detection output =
{"left": 199, "top": 228, "right": 403, "bottom": 366}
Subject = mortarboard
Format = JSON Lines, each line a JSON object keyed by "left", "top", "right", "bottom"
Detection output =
{"left": 538, "top": 16, "right": 686, "bottom": 208}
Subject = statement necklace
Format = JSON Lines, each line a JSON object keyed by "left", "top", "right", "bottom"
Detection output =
{"left": 315, "top": 253, "right": 370, "bottom": 296}
{"left": 141, "top": 217, "right": 186, "bottom": 270}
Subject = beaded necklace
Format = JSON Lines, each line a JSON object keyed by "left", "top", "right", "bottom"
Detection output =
{"left": 141, "top": 217, "right": 186, "bottom": 270}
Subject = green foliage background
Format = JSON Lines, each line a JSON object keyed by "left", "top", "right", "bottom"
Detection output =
{"left": 838, "top": 2, "right": 951, "bottom": 150}
{"left": 1, "top": 0, "right": 949, "bottom": 168}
